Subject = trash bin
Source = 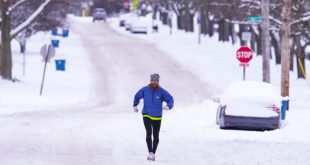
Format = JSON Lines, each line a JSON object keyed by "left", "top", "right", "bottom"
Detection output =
{"left": 281, "top": 99, "right": 289, "bottom": 120}
{"left": 51, "top": 39, "right": 60, "bottom": 48}
{"left": 62, "top": 29, "right": 69, "bottom": 37}
{"left": 55, "top": 59, "right": 66, "bottom": 71}
{"left": 52, "top": 29, "right": 58, "bottom": 36}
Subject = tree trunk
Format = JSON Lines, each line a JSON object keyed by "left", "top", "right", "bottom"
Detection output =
{"left": 250, "top": 27, "right": 256, "bottom": 52}
{"left": 238, "top": 24, "right": 246, "bottom": 46}
{"left": 270, "top": 31, "right": 281, "bottom": 65}
{"left": 290, "top": 44, "right": 295, "bottom": 71}
{"left": 0, "top": 2, "right": 13, "bottom": 80}
{"left": 0, "top": 46, "right": 2, "bottom": 71}
{"left": 200, "top": 9, "right": 207, "bottom": 35}
{"left": 189, "top": 14, "right": 194, "bottom": 32}
{"left": 262, "top": 0, "right": 271, "bottom": 83}
{"left": 223, "top": 20, "right": 230, "bottom": 42}
{"left": 184, "top": 3, "right": 193, "bottom": 32}
{"left": 161, "top": 11, "right": 168, "bottom": 25}
{"left": 256, "top": 26, "right": 263, "bottom": 56}
{"left": 208, "top": 19, "right": 214, "bottom": 37}
{"left": 218, "top": 19, "right": 224, "bottom": 42}
{"left": 229, "top": 23, "right": 236, "bottom": 45}
{"left": 177, "top": 15, "right": 182, "bottom": 30}
{"left": 281, "top": 0, "right": 291, "bottom": 97}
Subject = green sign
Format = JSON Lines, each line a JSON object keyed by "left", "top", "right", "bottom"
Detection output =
{"left": 247, "top": 17, "right": 263, "bottom": 22}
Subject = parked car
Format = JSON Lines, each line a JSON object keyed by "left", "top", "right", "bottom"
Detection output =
{"left": 119, "top": 13, "right": 133, "bottom": 27}
{"left": 93, "top": 8, "right": 107, "bottom": 22}
{"left": 124, "top": 15, "right": 139, "bottom": 31}
{"left": 130, "top": 17, "right": 149, "bottom": 34}
{"left": 214, "top": 81, "right": 282, "bottom": 130}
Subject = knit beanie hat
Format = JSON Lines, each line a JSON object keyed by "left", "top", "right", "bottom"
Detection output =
{"left": 150, "top": 73, "right": 160, "bottom": 82}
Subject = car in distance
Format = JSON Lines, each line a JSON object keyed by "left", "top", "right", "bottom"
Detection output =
{"left": 93, "top": 8, "right": 107, "bottom": 22}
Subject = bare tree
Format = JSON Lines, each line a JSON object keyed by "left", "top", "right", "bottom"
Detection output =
{"left": 0, "top": 0, "right": 52, "bottom": 80}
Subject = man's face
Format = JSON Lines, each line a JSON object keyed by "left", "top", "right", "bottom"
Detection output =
{"left": 150, "top": 81, "right": 159, "bottom": 88}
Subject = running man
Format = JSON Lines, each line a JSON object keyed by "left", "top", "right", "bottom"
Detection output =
{"left": 133, "top": 73, "right": 174, "bottom": 161}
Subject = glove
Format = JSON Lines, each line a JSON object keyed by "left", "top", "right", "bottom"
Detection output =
{"left": 163, "top": 105, "right": 170, "bottom": 111}
{"left": 133, "top": 106, "right": 139, "bottom": 113}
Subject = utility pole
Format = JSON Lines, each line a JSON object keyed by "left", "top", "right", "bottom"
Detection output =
{"left": 281, "top": 0, "right": 291, "bottom": 97}
{"left": 261, "top": 0, "right": 271, "bottom": 83}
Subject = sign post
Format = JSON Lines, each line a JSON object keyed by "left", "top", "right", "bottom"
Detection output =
{"left": 168, "top": 11, "right": 173, "bottom": 35}
{"left": 236, "top": 46, "right": 253, "bottom": 80}
{"left": 21, "top": 39, "right": 27, "bottom": 76}
{"left": 39, "top": 44, "right": 56, "bottom": 96}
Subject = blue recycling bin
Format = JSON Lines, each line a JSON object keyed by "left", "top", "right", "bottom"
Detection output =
{"left": 281, "top": 100, "right": 289, "bottom": 120}
{"left": 51, "top": 40, "right": 60, "bottom": 48}
{"left": 52, "top": 29, "right": 58, "bottom": 36}
{"left": 55, "top": 59, "right": 66, "bottom": 71}
{"left": 62, "top": 29, "right": 69, "bottom": 37}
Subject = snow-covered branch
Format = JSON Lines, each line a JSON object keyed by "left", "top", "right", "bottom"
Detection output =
{"left": 269, "top": 16, "right": 282, "bottom": 26}
{"left": 291, "top": 11, "right": 310, "bottom": 26}
{"left": 10, "top": 0, "right": 52, "bottom": 39}
{"left": 8, "top": 0, "right": 30, "bottom": 14}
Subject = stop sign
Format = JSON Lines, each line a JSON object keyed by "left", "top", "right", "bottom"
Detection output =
{"left": 236, "top": 46, "right": 253, "bottom": 63}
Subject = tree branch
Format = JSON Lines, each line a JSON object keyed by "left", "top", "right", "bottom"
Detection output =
{"left": 10, "top": 0, "right": 52, "bottom": 39}
{"left": 8, "top": 0, "right": 30, "bottom": 14}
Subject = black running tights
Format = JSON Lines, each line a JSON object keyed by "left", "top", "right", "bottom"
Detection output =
{"left": 143, "top": 117, "right": 161, "bottom": 154}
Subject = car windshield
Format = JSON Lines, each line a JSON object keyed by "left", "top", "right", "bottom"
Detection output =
{"left": 94, "top": 8, "right": 106, "bottom": 13}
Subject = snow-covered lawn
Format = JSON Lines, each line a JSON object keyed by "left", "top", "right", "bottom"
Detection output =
{"left": 0, "top": 29, "right": 97, "bottom": 115}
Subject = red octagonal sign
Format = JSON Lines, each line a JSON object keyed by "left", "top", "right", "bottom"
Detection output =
{"left": 236, "top": 46, "right": 253, "bottom": 63}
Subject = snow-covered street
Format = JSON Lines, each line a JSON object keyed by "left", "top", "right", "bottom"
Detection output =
{"left": 0, "top": 16, "right": 309, "bottom": 165}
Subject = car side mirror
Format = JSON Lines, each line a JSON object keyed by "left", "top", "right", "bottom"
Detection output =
{"left": 213, "top": 96, "right": 221, "bottom": 103}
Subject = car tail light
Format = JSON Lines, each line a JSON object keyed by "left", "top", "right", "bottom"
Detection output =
{"left": 273, "top": 123, "right": 279, "bottom": 128}
{"left": 268, "top": 104, "right": 280, "bottom": 114}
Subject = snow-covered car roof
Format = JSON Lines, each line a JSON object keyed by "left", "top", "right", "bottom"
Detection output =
{"left": 221, "top": 81, "right": 282, "bottom": 107}
{"left": 119, "top": 13, "right": 138, "bottom": 21}
{"left": 132, "top": 17, "right": 150, "bottom": 26}
{"left": 124, "top": 15, "right": 139, "bottom": 24}
{"left": 94, "top": 8, "right": 106, "bottom": 13}
{"left": 119, "top": 13, "right": 136, "bottom": 20}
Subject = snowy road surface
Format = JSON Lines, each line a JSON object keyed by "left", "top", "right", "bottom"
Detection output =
{"left": 73, "top": 18, "right": 211, "bottom": 107}
{"left": 0, "top": 18, "right": 309, "bottom": 165}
